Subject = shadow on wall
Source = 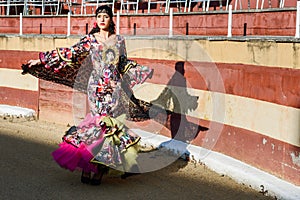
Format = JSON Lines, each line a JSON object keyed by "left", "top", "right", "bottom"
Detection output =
{"left": 134, "top": 61, "right": 209, "bottom": 173}
{"left": 151, "top": 61, "right": 209, "bottom": 143}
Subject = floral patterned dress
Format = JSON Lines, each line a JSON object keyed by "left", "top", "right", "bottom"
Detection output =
{"left": 23, "top": 34, "right": 154, "bottom": 173}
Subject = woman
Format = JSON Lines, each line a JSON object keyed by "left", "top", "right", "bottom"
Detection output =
{"left": 23, "top": 5, "right": 154, "bottom": 185}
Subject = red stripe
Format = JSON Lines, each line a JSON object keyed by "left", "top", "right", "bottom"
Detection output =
{"left": 196, "top": 120, "right": 300, "bottom": 186}
{"left": 0, "top": 87, "right": 39, "bottom": 111}
{"left": 134, "top": 58, "right": 300, "bottom": 108}
{"left": 0, "top": 50, "right": 39, "bottom": 70}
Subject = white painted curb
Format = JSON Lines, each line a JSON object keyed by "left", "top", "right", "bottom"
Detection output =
{"left": 134, "top": 129, "right": 300, "bottom": 200}
{"left": 0, "top": 104, "right": 35, "bottom": 117}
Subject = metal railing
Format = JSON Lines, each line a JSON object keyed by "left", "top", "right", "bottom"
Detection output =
{"left": 0, "top": 0, "right": 61, "bottom": 15}
{"left": 8, "top": 3, "right": 300, "bottom": 39}
{"left": 0, "top": 0, "right": 296, "bottom": 15}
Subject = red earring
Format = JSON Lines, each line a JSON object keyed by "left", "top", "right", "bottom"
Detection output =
{"left": 93, "top": 21, "right": 98, "bottom": 28}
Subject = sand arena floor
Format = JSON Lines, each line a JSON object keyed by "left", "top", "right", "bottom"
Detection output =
{"left": 0, "top": 118, "right": 275, "bottom": 200}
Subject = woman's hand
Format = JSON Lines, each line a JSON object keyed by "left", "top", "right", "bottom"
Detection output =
{"left": 27, "top": 59, "right": 41, "bottom": 67}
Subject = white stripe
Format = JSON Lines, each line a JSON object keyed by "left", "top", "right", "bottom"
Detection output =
{"left": 133, "top": 83, "right": 300, "bottom": 147}
{"left": 0, "top": 68, "right": 38, "bottom": 91}
{"left": 127, "top": 39, "right": 300, "bottom": 69}
{"left": 2, "top": 37, "right": 300, "bottom": 69}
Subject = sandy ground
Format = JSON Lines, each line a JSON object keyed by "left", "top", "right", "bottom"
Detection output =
{"left": 0, "top": 118, "right": 275, "bottom": 200}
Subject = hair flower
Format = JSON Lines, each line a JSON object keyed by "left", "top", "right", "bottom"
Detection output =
{"left": 93, "top": 21, "right": 98, "bottom": 28}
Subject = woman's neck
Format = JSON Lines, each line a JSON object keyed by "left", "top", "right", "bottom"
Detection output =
{"left": 97, "top": 31, "right": 109, "bottom": 41}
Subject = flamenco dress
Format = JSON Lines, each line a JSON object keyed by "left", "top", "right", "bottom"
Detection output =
{"left": 21, "top": 34, "right": 154, "bottom": 174}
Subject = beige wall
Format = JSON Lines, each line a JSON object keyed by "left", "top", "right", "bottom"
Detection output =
{"left": 1, "top": 36, "right": 300, "bottom": 69}
{"left": 1, "top": 35, "right": 299, "bottom": 145}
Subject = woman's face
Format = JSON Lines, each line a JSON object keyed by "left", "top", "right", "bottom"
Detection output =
{"left": 96, "top": 12, "right": 110, "bottom": 31}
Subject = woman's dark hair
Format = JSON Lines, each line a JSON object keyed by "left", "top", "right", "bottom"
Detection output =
{"left": 89, "top": 5, "right": 116, "bottom": 35}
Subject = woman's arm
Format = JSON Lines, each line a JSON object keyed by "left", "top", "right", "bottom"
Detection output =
{"left": 22, "top": 35, "right": 95, "bottom": 91}
{"left": 28, "top": 59, "right": 41, "bottom": 67}
{"left": 28, "top": 35, "right": 94, "bottom": 71}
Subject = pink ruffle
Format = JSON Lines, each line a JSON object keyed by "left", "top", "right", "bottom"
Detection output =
{"left": 52, "top": 142, "right": 98, "bottom": 173}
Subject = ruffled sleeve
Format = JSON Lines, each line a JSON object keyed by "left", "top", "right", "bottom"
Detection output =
{"left": 21, "top": 35, "right": 96, "bottom": 92}
{"left": 117, "top": 36, "right": 154, "bottom": 88}
{"left": 39, "top": 35, "right": 94, "bottom": 72}
{"left": 118, "top": 35, "right": 127, "bottom": 58}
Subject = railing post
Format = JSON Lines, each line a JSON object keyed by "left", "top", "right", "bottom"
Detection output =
{"left": 243, "top": 23, "right": 247, "bottom": 36}
{"left": 226, "top": 0, "right": 229, "bottom": 10}
{"left": 279, "top": 0, "right": 285, "bottom": 8}
{"left": 169, "top": 8, "right": 173, "bottom": 37}
{"left": 261, "top": 0, "right": 265, "bottom": 10}
{"left": 296, "top": 1, "right": 300, "bottom": 38}
{"left": 186, "top": 22, "right": 189, "bottom": 35}
{"left": 116, "top": 11, "right": 120, "bottom": 35}
{"left": 67, "top": 11, "right": 71, "bottom": 36}
{"left": 227, "top": 5, "right": 232, "bottom": 37}
{"left": 19, "top": 13, "right": 23, "bottom": 36}
{"left": 133, "top": 23, "right": 136, "bottom": 35}
{"left": 256, "top": 0, "right": 259, "bottom": 10}
{"left": 234, "top": 0, "right": 238, "bottom": 10}
{"left": 206, "top": 0, "right": 210, "bottom": 11}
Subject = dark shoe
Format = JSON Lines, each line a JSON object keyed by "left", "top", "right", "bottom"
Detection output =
{"left": 121, "top": 164, "right": 140, "bottom": 179}
{"left": 81, "top": 171, "right": 91, "bottom": 184}
{"left": 90, "top": 173, "right": 103, "bottom": 185}
{"left": 121, "top": 172, "right": 141, "bottom": 179}
{"left": 90, "top": 167, "right": 108, "bottom": 186}
{"left": 90, "top": 177, "right": 102, "bottom": 185}
{"left": 121, "top": 172, "right": 133, "bottom": 179}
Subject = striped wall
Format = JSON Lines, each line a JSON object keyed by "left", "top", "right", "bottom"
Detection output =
{"left": 0, "top": 50, "right": 39, "bottom": 111}
{"left": 0, "top": 35, "right": 299, "bottom": 186}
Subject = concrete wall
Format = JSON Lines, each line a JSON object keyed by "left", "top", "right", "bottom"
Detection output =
{"left": 0, "top": 35, "right": 299, "bottom": 187}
